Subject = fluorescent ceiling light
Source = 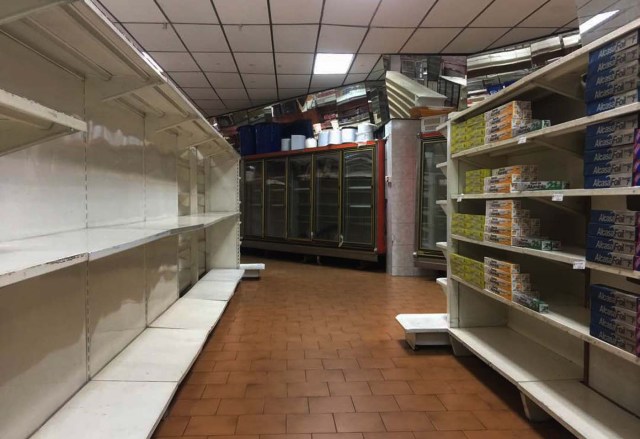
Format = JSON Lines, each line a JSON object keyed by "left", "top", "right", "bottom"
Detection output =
{"left": 142, "top": 51, "right": 164, "bottom": 74}
{"left": 579, "top": 10, "right": 619, "bottom": 34}
{"left": 314, "top": 53, "right": 354, "bottom": 74}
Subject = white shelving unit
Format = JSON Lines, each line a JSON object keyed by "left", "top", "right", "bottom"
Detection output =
{"left": 443, "top": 17, "right": 640, "bottom": 438}
{"left": 0, "top": 1, "right": 241, "bottom": 438}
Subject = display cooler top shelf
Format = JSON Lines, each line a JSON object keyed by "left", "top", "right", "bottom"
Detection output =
{"left": 243, "top": 141, "right": 378, "bottom": 160}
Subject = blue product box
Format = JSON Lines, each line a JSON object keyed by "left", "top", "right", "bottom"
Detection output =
{"left": 586, "top": 236, "right": 637, "bottom": 255}
{"left": 589, "top": 209, "right": 640, "bottom": 226}
{"left": 584, "top": 128, "right": 636, "bottom": 150}
{"left": 589, "top": 284, "right": 640, "bottom": 311}
{"left": 590, "top": 323, "right": 639, "bottom": 355}
{"left": 586, "top": 248, "right": 638, "bottom": 270}
{"left": 584, "top": 160, "right": 635, "bottom": 175}
{"left": 584, "top": 145, "right": 637, "bottom": 164}
{"left": 591, "top": 301, "right": 618, "bottom": 320}
{"left": 587, "top": 223, "right": 636, "bottom": 241}
{"left": 588, "top": 38, "right": 640, "bottom": 74}
{"left": 586, "top": 115, "right": 639, "bottom": 138}
{"left": 589, "top": 31, "right": 639, "bottom": 64}
{"left": 591, "top": 299, "right": 639, "bottom": 326}
{"left": 586, "top": 61, "right": 640, "bottom": 89}
{"left": 587, "top": 88, "right": 640, "bottom": 116}
{"left": 585, "top": 76, "right": 640, "bottom": 101}
{"left": 584, "top": 173, "right": 633, "bottom": 188}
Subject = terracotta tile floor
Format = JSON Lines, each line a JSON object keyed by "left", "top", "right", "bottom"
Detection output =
{"left": 154, "top": 258, "right": 574, "bottom": 439}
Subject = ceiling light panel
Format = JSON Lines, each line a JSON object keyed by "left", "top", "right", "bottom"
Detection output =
{"left": 224, "top": 25, "right": 272, "bottom": 52}
{"left": 402, "top": 28, "right": 461, "bottom": 53}
{"left": 205, "top": 72, "right": 244, "bottom": 88}
{"left": 520, "top": 0, "right": 578, "bottom": 27}
{"left": 216, "top": 88, "right": 250, "bottom": 99}
{"left": 471, "top": 0, "right": 547, "bottom": 27}
{"left": 275, "top": 53, "right": 315, "bottom": 74}
{"left": 148, "top": 52, "right": 199, "bottom": 72}
{"left": 421, "top": 0, "right": 493, "bottom": 27}
{"left": 349, "top": 54, "right": 380, "bottom": 74}
{"left": 183, "top": 88, "right": 220, "bottom": 99}
{"left": 371, "top": 0, "right": 436, "bottom": 27}
{"left": 311, "top": 74, "right": 347, "bottom": 89}
{"left": 444, "top": 27, "right": 508, "bottom": 53}
{"left": 157, "top": 0, "right": 218, "bottom": 23}
{"left": 168, "top": 72, "right": 211, "bottom": 87}
{"left": 317, "top": 26, "right": 367, "bottom": 53}
{"left": 314, "top": 54, "right": 354, "bottom": 74}
{"left": 270, "top": 0, "right": 323, "bottom": 23}
{"left": 124, "top": 24, "right": 185, "bottom": 51}
{"left": 193, "top": 53, "right": 236, "bottom": 72}
{"left": 235, "top": 53, "right": 275, "bottom": 73}
{"left": 213, "top": 0, "right": 270, "bottom": 24}
{"left": 359, "top": 28, "right": 413, "bottom": 53}
{"left": 273, "top": 25, "right": 319, "bottom": 52}
{"left": 243, "top": 74, "right": 277, "bottom": 88}
{"left": 175, "top": 24, "right": 227, "bottom": 52}
{"left": 278, "top": 74, "right": 311, "bottom": 88}
{"left": 489, "top": 27, "right": 558, "bottom": 50}
{"left": 323, "top": 0, "right": 380, "bottom": 25}
{"left": 100, "top": 0, "right": 165, "bottom": 22}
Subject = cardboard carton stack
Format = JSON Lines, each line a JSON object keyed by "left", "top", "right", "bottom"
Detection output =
{"left": 452, "top": 213, "right": 485, "bottom": 241}
{"left": 483, "top": 257, "right": 547, "bottom": 312}
{"left": 586, "top": 209, "right": 640, "bottom": 270}
{"left": 590, "top": 284, "right": 639, "bottom": 356}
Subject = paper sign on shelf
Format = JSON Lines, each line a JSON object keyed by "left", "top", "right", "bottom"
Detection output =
{"left": 573, "top": 260, "right": 586, "bottom": 270}
{"left": 552, "top": 193, "right": 564, "bottom": 201}
{"left": 457, "top": 194, "right": 463, "bottom": 202}
{"left": 518, "top": 137, "right": 527, "bottom": 144}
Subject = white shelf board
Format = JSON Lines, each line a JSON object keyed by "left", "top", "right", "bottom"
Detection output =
{"left": 521, "top": 380, "right": 640, "bottom": 439}
{"left": 585, "top": 261, "right": 640, "bottom": 280}
{"left": 31, "top": 380, "right": 175, "bottom": 439}
{"left": 436, "top": 200, "right": 447, "bottom": 205}
{"left": 451, "top": 234, "right": 584, "bottom": 265}
{"left": 396, "top": 313, "right": 448, "bottom": 333}
{"left": 200, "top": 268, "right": 245, "bottom": 282}
{"left": 122, "top": 212, "right": 240, "bottom": 235}
{"left": 453, "top": 187, "right": 640, "bottom": 200}
{"left": 448, "top": 326, "right": 582, "bottom": 383}
{"left": 93, "top": 328, "right": 208, "bottom": 383}
{"left": 183, "top": 279, "right": 238, "bottom": 302}
{"left": 451, "top": 275, "right": 640, "bottom": 365}
{"left": 436, "top": 242, "right": 448, "bottom": 252}
{"left": 150, "top": 298, "right": 227, "bottom": 330}
{"left": 436, "top": 162, "right": 447, "bottom": 169}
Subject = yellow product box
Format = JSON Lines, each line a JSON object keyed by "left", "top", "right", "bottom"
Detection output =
{"left": 483, "top": 182, "right": 512, "bottom": 194}
{"left": 452, "top": 213, "right": 465, "bottom": 227}
{"left": 466, "top": 169, "right": 492, "bottom": 179}
{"left": 484, "top": 257, "right": 520, "bottom": 274}
{"left": 463, "top": 228, "right": 484, "bottom": 241}
{"left": 464, "top": 215, "right": 486, "bottom": 228}
{"left": 484, "top": 101, "right": 532, "bottom": 121}
{"left": 483, "top": 232, "right": 514, "bottom": 246}
{"left": 465, "top": 183, "right": 484, "bottom": 194}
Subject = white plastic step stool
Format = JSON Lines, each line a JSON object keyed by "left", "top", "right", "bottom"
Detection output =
{"left": 239, "top": 263, "right": 265, "bottom": 279}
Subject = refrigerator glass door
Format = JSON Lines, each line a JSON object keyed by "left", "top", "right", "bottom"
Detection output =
{"left": 314, "top": 152, "right": 340, "bottom": 242}
{"left": 418, "top": 138, "right": 447, "bottom": 253}
{"left": 342, "top": 149, "right": 374, "bottom": 247}
{"left": 288, "top": 156, "right": 312, "bottom": 240}
{"left": 265, "top": 159, "right": 287, "bottom": 238}
{"left": 244, "top": 160, "right": 264, "bottom": 237}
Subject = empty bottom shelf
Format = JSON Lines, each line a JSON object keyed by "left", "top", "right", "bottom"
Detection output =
{"left": 150, "top": 297, "right": 227, "bottom": 330}
{"left": 396, "top": 313, "right": 448, "bottom": 333}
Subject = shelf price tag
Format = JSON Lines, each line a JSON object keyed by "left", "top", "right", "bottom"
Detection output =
{"left": 573, "top": 260, "right": 586, "bottom": 270}
{"left": 457, "top": 194, "right": 463, "bottom": 202}
{"left": 518, "top": 136, "right": 527, "bottom": 144}
{"left": 552, "top": 193, "right": 564, "bottom": 202}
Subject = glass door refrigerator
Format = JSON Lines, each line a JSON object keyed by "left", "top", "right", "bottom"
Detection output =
{"left": 313, "top": 152, "right": 341, "bottom": 243}
{"left": 288, "top": 155, "right": 312, "bottom": 241}
{"left": 243, "top": 160, "right": 264, "bottom": 238}
{"left": 415, "top": 135, "right": 447, "bottom": 269}
{"left": 341, "top": 148, "right": 375, "bottom": 248}
{"left": 264, "top": 158, "right": 287, "bottom": 239}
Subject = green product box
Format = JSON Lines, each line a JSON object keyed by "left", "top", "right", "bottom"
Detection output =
{"left": 511, "top": 181, "right": 569, "bottom": 191}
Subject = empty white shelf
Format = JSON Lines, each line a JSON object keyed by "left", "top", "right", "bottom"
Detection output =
{"left": 183, "top": 279, "right": 238, "bottom": 301}
{"left": 150, "top": 298, "right": 227, "bottom": 330}
{"left": 93, "top": 328, "right": 208, "bottom": 383}
{"left": 396, "top": 313, "right": 448, "bottom": 333}
{"left": 201, "top": 268, "right": 245, "bottom": 282}
{"left": 124, "top": 212, "right": 239, "bottom": 235}
{"left": 436, "top": 277, "right": 447, "bottom": 297}
{"left": 521, "top": 380, "right": 640, "bottom": 439}
{"left": 31, "top": 381, "right": 175, "bottom": 439}
{"left": 436, "top": 242, "right": 447, "bottom": 251}
{"left": 240, "top": 263, "right": 265, "bottom": 278}
{"left": 448, "top": 326, "right": 582, "bottom": 383}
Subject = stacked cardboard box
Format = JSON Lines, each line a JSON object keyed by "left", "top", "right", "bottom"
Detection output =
{"left": 451, "top": 253, "right": 484, "bottom": 289}
{"left": 589, "top": 284, "right": 639, "bottom": 356}
{"left": 465, "top": 169, "right": 491, "bottom": 194}
{"left": 484, "top": 165, "right": 538, "bottom": 194}
{"left": 452, "top": 213, "right": 485, "bottom": 241}
{"left": 586, "top": 30, "right": 640, "bottom": 116}
{"left": 583, "top": 116, "right": 640, "bottom": 188}
{"left": 483, "top": 257, "right": 547, "bottom": 312}
{"left": 586, "top": 209, "right": 640, "bottom": 270}
{"left": 451, "top": 114, "right": 485, "bottom": 153}
{"left": 483, "top": 101, "right": 532, "bottom": 143}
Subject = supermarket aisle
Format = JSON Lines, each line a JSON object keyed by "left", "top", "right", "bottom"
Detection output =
{"left": 154, "top": 259, "right": 572, "bottom": 438}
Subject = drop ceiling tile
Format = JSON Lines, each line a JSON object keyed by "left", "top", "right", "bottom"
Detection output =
{"left": 520, "top": 0, "right": 578, "bottom": 27}
{"left": 367, "top": 70, "right": 384, "bottom": 80}
{"left": 279, "top": 88, "right": 308, "bottom": 99}
{"left": 443, "top": 28, "right": 508, "bottom": 53}
{"left": 471, "top": 0, "right": 548, "bottom": 27}
{"left": 193, "top": 53, "right": 236, "bottom": 72}
{"left": 359, "top": 28, "right": 413, "bottom": 53}
{"left": 402, "top": 28, "right": 461, "bottom": 53}
{"left": 278, "top": 74, "right": 311, "bottom": 88}
{"left": 205, "top": 72, "right": 244, "bottom": 88}
{"left": 275, "top": 53, "right": 314, "bottom": 74}
{"left": 124, "top": 24, "right": 185, "bottom": 51}
{"left": 270, "top": 0, "right": 323, "bottom": 23}
{"left": 213, "top": 0, "right": 269, "bottom": 24}
{"left": 317, "top": 26, "right": 367, "bottom": 53}
{"left": 311, "top": 74, "right": 346, "bottom": 89}
{"left": 345, "top": 73, "right": 368, "bottom": 84}
{"left": 193, "top": 99, "right": 225, "bottom": 108}
{"left": 247, "top": 89, "right": 279, "bottom": 100}
{"left": 273, "top": 25, "right": 319, "bottom": 52}
{"left": 489, "top": 27, "right": 558, "bottom": 49}
{"left": 224, "top": 25, "right": 272, "bottom": 52}
{"left": 422, "top": 0, "right": 493, "bottom": 27}
{"left": 157, "top": 0, "right": 218, "bottom": 23}
{"left": 168, "top": 72, "right": 210, "bottom": 87}
{"left": 183, "top": 88, "right": 220, "bottom": 99}
{"left": 371, "top": 0, "right": 436, "bottom": 27}
{"left": 349, "top": 54, "right": 380, "bottom": 74}
{"left": 243, "top": 74, "right": 277, "bottom": 88}
{"left": 323, "top": 0, "right": 379, "bottom": 25}
{"left": 216, "top": 89, "right": 250, "bottom": 99}
{"left": 235, "top": 53, "right": 275, "bottom": 73}
{"left": 224, "top": 99, "right": 253, "bottom": 110}
{"left": 148, "top": 52, "right": 199, "bottom": 71}
{"left": 174, "top": 25, "right": 227, "bottom": 52}
{"left": 100, "top": 0, "right": 165, "bottom": 22}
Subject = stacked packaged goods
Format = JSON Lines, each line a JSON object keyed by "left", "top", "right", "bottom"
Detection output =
{"left": 451, "top": 114, "right": 485, "bottom": 153}
{"left": 483, "top": 257, "right": 547, "bottom": 312}
{"left": 450, "top": 253, "right": 484, "bottom": 289}
{"left": 583, "top": 117, "right": 640, "bottom": 188}
{"left": 586, "top": 209, "right": 640, "bottom": 270}
{"left": 452, "top": 213, "right": 485, "bottom": 241}
{"left": 465, "top": 169, "right": 491, "bottom": 194}
{"left": 589, "top": 284, "right": 639, "bottom": 356}
{"left": 484, "top": 165, "right": 538, "bottom": 194}
{"left": 586, "top": 30, "right": 640, "bottom": 116}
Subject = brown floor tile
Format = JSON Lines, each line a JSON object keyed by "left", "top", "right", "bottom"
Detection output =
{"left": 338, "top": 349, "right": 371, "bottom": 359}
{"left": 313, "top": 434, "right": 363, "bottom": 439}
{"left": 261, "top": 435, "right": 311, "bottom": 439}
{"left": 306, "top": 349, "right": 340, "bottom": 359}
{"left": 329, "top": 382, "right": 372, "bottom": 396}
{"left": 229, "top": 372, "right": 269, "bottom": 384}
{"left": 427, "top": 412, "right": 484, "bottom": 431}
{"left": 309, "top": 396, "right": 355, "bottom": 413}
{"left": 269, "top": 371, "right": 307, "bottom": 384}
{"left": 237, "top": 415, "right": 287, "bottom": 435}
{"left": 155, "top": 417, "right": 190, "bottom": 436}
{"left": 238, "top": 351, "right": 273, "bottom": 361}
{"left": 380, "top": 412, "right": 433, "bottom": 432}
{"left": 176, "top": 384, "right": 206, "bottom": 400}
{"left": 288, "top": 359, "right": 325, "bottom": 370}
{"left": 217, "top": 398, "right": 265, "bottom": 415}
{"left": 394, "top": 395, "right": 446, "bottom": 412}
{"left": 214, "top": 360, "right": 253, "bottom": 372}
{"left": 306, "top": 370, "right": 346, "bottom": 383}
{"left": 184, "top": 416, "right": 237, "bottom": 436}
{"left": 351, "top": 395, "right": 400, "bottom": 412}
{"left": 322, "top": 359, "right": 360, "bottom": 370}
{"left": 413, "top": 432, "right": 466, "bottom": 439}
{"left": 409, "top": 381, "right": 455, "bottom": 395}
{"left": 363, "top": 433, "right": 415, "bottom": 439}
{"left": 170, "top": 399, "right": 221, "bottom": 417}
{"left": 265, "top": 397, "right": 309, "bottom": 414}
{"left": 272, "top": 350, "right": 306, "bottom": 360}
{"left": 471, "top": 411, "right": 530, "bottom": 430}
{"left": 343, "top": 369, "right": 384, "bottom": 382}
{"left": 334, "top": 413, "right": 386, "bottom": 433}
{"left": 287, "top": 414, "right": 336, "bottom": 433}
{"left": 368, "top": 381, "right": 412, "bottom": 396}
{"left": 288, "top": 382, "right": 331, "bottom": 397}
{"left": 246, "top": 383, "right": 289, "bottom": 398}
{"left": 436, "top": 394, "right": 490, "bottom": 411}
{"left": 253, "top": 360, "right": 288, "bottom": 371}
{"left": 203, "top": 384, "right": 247, "bottom": 399}
{"left": 187, "top": 372, "right": 230, "bottom": 385}
{"left": 212, "top": 435, "right": 259, "bottom": 439}
{"left": 379, "top": 369, "right": 422, "bottom": 381}
{"left": 357, "top": 358, "right": 396, "bottom": 369}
